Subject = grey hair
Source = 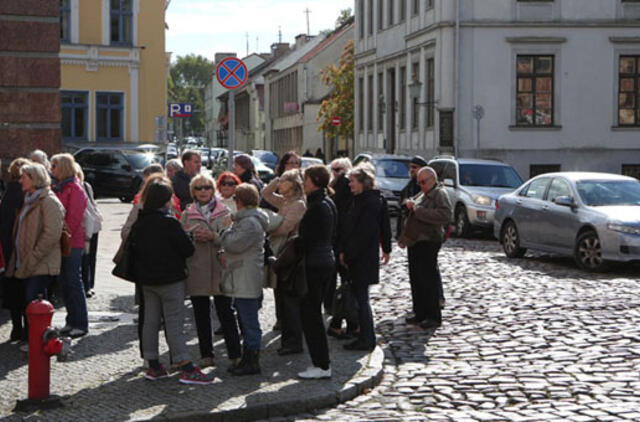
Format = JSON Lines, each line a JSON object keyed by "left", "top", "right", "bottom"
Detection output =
{"left": 20, "top": 163, "right": 51, "bottom": 189}
{"left": 29, "top": 149, "right": 50, "bottom": 170}
{"left": 279, "top": 169, "right": 304, "bottom": 198}
{"left": 347, "top": 163, "right": 377, "bottom": 190}
{"left": 165, "top": 158, "right": 183, "bottom": 172}
{"left": 330, "top": 157, "right": 352, "bottom": 175}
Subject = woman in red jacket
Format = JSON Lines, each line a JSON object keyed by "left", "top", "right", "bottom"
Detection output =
{"left": 51, "top": 153, "right": 89, "bottom": 338}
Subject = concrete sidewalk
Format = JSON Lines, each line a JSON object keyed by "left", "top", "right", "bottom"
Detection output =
{"left": 0, "top": 199, "right": 383, "bottom": 421}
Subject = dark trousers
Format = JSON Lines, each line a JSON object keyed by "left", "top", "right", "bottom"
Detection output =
{"left": 352, "top": 282, "right": 375, "bottom": 347}
{"left": 300, "top": 266, "right": 331, "bottom": 370}
{"left": 213, "top": 295, "right": 241, "bottom": 360}
{"left": 277, "top": 287, "right": 303, "bottom": 350}
{"left": 21, "top": 275, "right": 53, "bottom": 336}
{"left": 191, "top": 296, "right": 214, "bottom": 358}
{"left": 82, "top": 233, "right": 99, "bottom": 292}
{"left": 329, "top": 265, "right": 359, "bottom": 333}
{"left": 408, "top": 241, "right": 442, "bottom": 324}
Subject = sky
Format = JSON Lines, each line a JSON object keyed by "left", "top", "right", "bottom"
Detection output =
{"left": 166, "top": 0, "right": 353, "bottom": 62}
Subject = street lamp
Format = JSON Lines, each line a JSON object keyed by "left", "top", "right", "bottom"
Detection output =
{"left": 408, "top": 76, "right": 438, "bottom": 106}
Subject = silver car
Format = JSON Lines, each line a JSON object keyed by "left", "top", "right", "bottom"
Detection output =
{"left": 494, "top": 172, "right": 640, "bottom": 271}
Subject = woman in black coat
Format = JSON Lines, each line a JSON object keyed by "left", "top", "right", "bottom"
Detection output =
{"left": 296, "top": 165, "right": 337, "bottom": 380}
{"left": 339, "top": 165, "right": 392, "bottom": 351}
{"left": 0, "top": 158, "right": 28, "bottom": 341}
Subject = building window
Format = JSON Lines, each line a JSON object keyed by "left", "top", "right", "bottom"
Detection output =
{"left": 411, "top": 62, "right": 419, "bottom": 130}
{"left": 110, "top": 0, "right": 133, "bottom": 45}
{"left": 96, "top": 92, "right": 124, "bottom": 141}
{"left": 378, "top": 0, "right": 384, "bottom": 30}
{"left": 368, "top": 0, "right": 374, "bottom": 35}
{"left": 516, "top": 55, "right": 554, "bottom": 127}
{"left": 358, "top": 77, "right": 364, "bottom": 132}
{"left": 378, "top": 72, "right": 384, "bottom": 131}
{"left": 61, "top": 91, "right": 87, "bottom": 141}
{"left": 400, "top": 66, "right": 406, "bottom": 130}
{"left": 359, "top": 0, "right": 365, "bottom": 39}
{"left": 426, "top": 0, "right": 434, "bottom": 9}
{"left": 619, "top": 56, "right": 640, "bottom": 126}
{"left": 368, "top": 74, "right": 374, "bottom": 131}
{"left": 60, "top": 0, "right": 71, "bottom": 42}
{"left": 399, "top": 0, "right": 406, "bottom": 22}
{"left": 388, "top": 0, "right": 394, "bottom": 26}
{"left": 622, "top": 164, "right": 640, "bottom": 180}
{"left": 426, "top": 58, "right": 434, "bottom": 128}
{"left": 412, "top": 0, "right": 419, "bottom": 15}
{"left": 529, "top": 164, "right": 560, "bottom": 178}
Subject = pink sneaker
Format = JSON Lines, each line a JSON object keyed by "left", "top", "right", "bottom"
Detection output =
{"left": 144, "top": 365, "right": 169, "bottom": 381}
{"left": 179, "top": 367, "right": 214, "bottom": 385}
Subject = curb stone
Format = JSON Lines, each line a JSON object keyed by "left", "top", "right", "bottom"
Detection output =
{"left": 144, "top": 346, "right": 384, "bottom": 422}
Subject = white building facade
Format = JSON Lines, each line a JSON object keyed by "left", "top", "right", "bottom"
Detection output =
{"left": 355, "top": 0, "right": 640, "bottom": 179}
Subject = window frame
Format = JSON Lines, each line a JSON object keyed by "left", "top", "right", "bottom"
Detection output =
{"left": 60, "top": 0, "right": 71, "bottom": 43}
{"left": 95, "top": 92, "right": 124, "bottom": 142}
{"left": 618, "top": 55, "right": 640, "bottom": 127}
{"left": 426, "top": 57, "right": 435, "bottom": 128}
{"left": 61, "top": 90, "right": 88, "bottom": 141}
{"left": 516, "top": 54, "right": 555, "bottom": 127}
{"left": 546, "top": 177, "right": 573, "bottom": 203}
{"left": 110, "top": 0, "right": 133, "bottom": 46}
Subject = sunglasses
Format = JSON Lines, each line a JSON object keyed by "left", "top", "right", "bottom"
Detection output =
{"left": 194, "top": 185, "right": 213, "bottom": 191}
{"left": 409, "top": 165, "right": 420, "bottom": 170}
{"left": 331, "top": 167, "right": 342, "bottom": 172}
{"left": 418, "top": 179, "right": 431, "bottom": 185}
{"left": 220, "top": 181, "right": 237, "bottom": 187}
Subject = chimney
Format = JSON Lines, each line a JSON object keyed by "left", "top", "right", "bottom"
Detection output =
{"left": 270, "top": 43, "right": 290, "bottom": 58}
{"left": 294, "top": 34, "right": 310, "bottom": 49}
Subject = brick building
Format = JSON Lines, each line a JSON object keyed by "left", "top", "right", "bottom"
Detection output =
{"left": 0, "top": 0, "right": 61, "bottom": 173}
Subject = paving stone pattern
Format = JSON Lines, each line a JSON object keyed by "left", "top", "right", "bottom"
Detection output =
{"left": 277, "top": 238, "right": 640, "bottom": 421}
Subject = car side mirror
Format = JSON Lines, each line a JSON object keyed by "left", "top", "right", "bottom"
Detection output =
{"left": 443, "top": 178, "right": 455, "bottom": 187}
{"left": 554, "top": 195, "right": 575, "bottom": 208}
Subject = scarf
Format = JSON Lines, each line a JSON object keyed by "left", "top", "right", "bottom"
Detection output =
{"left": 53, "top": 176, "right": 75, "bottom": 193}
{"left": 197, "top": 197, "right": 218, "bottom": 221}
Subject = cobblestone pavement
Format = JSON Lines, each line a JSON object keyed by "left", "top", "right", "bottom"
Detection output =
{"left": 272, "top": 237, "right": 640, "bottom": 421}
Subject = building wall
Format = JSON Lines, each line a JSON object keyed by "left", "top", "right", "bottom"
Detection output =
{"left": 60, "top": 0, "right": 166, "bottom": 144}
{"left": 0, "top": 0, "right": 61, "bottom": 166}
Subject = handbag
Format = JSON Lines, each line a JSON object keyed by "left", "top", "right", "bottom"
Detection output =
{"left": 112, "top": 223, "right": 137, "bottom": 282}
{"left": 332, "top": 278, "right": 359, "bottom": 322}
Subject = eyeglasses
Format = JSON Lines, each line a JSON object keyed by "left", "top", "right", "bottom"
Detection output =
{"left": 409, "top": 165, "right": 420, "bottom": 170}
{"left": 220, "top": 181, "right": 237, "bottom": 187}
{"left": 194, "top": 185, "right": 213, "bottom": 191}
{"left": 331, "top": 167, "right": 342, "bottom": 172}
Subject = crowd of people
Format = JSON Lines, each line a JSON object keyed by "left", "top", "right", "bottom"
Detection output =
{"left": 0, "top": 146, "right": 453, "bottom": 387}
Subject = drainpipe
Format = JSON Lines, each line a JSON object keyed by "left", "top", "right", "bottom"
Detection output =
{"left": 454, "top": 0, "right": 461, "bottom": 158}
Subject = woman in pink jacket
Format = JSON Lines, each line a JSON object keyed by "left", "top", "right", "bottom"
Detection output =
{"left": 51, "top": 153, "right": 89, "bottom": 338}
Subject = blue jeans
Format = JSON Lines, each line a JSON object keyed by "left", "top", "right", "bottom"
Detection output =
{"left": 60, "top": 248, "right": 88, "bottom": 331}
{"left": 24, "top": 275, "right": 53, "bottom": 304}
{"left": 352, "top": 283, "right": 376, "bottom": 348}
{"left": 233, "top": 296, "right": 262, "bottom": 352}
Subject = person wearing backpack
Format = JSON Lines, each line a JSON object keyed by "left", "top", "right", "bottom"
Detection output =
{"left": 75, "top": 164, "right": 103, "bottom": 298}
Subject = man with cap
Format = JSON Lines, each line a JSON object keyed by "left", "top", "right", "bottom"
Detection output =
{"left": 397, "top": 156, "right": 427, "bottom": 238}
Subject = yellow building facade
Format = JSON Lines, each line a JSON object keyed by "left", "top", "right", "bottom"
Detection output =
{"left": 59, "top": 0, "right": 166, "bottom": 144}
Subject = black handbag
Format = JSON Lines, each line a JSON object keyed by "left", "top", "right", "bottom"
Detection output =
{"left": 332, "top": 278, "right": 358, "bottom": 322}
{"left": 112, "top": 224, "right": 137, "bottom": 282}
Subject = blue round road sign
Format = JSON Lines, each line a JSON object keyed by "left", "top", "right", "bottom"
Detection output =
{"left": 216, "top": 57, "right": 248, "bottom": 90}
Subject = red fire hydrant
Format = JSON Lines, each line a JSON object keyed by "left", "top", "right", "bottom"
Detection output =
{"left": 15, "top": 296, "right": 67, "bottom": 411}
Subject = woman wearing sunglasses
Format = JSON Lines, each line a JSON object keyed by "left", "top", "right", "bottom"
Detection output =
{"left": 216, "top": 171, "right": 241, "bottom": 213}
{"left": 181, "top": 174, "right": 238, "bottom": 369}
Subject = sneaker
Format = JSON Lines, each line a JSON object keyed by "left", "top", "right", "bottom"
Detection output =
{"left": 298, "top": 366, "right": 331, "bottom": 379}
{"left": 68, "top": 329, "right": 87, "bottom": 338}
{"left": 199, "top": 356, "right": 215, "bottom": 368}
{"left": 179, "top": 367, "right": 214, "bottom": 385}
{"left": 59, "top": 325, "right": 72, "bottom": 334}
{"left": 144, "top": 365, "right": 169, "bottom": 381}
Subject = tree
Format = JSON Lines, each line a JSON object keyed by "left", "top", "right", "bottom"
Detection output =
{"left": 317, "top": 40, "right": 354, "bottom": 142}
{"left": 335, "top": 8, "right": 353, "bottom": 28}
{"left": 169, "top": 54, "right": 215, "bottom": 137}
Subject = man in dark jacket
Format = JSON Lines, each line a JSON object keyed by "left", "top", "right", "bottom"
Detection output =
{"left": 171, "top": 150, "right": 201, "bottom": 211}
{"left": 397, "top": 156, "right": 427, "bottom": 238}
{"left": 398, "top": 167, "right": 453, "bottom": 330}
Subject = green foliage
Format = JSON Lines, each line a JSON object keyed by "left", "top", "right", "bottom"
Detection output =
{"left": 336, "top": 8, "right": 353, "bottom": 28}
{"left": 317, "top": 40, "right": 354, "bottom": 140}
{"left": 168, "top": 54, "right": 215, "bottom": 136}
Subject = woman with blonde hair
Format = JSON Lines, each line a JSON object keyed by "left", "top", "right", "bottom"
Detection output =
{"left": 1, "top": 158, "right": 30, "bottom": 341}
{"left": 5, "top": 163, "right": 65, "bottom": 343}
{"left": 181, "top": 173, "right": 239, "bottom": 368}
{"left": 262, "top": 169, "right": 306, "bottom": 355}
{"left": 51, "top": 153, "right": 88, "bottom": 338}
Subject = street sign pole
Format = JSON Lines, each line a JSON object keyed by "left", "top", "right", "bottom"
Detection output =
{"left": 228, "top": 90, "right": 235, "bottom": 171}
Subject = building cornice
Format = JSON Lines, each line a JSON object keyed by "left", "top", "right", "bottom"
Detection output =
{"left": 60, "top": 46, "right": 140, "bottom": 72}
{"left": 405, "top": 21, "right": 455, "bottom": 42}
{"left": 506, "top": 36, "right": 567, "bottom": 44}
{"left": 461, "top": 20, "right": 640, "bottom": 28}
{"left": 609, "top": 36, "right": 640, "bottom": 44}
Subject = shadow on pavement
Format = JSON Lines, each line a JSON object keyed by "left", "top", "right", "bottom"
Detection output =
{"left": 0, "top": 341, "right": 27, "bottom": 381}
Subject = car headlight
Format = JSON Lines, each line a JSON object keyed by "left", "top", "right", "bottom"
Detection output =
{"left": 472, "top": 194, "right": 492, "bottom": 206}
{"left": 607, "top": 223, "right": 640, "bottom": 235}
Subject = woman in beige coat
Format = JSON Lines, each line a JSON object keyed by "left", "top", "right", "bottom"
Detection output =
{"left": 181, "top": 173, "right": 237, "bottom": 368}
{"left": 6, "top": 163, "right": 65, "bottom": 339}
{"left": 261, "top": 169, "right": 307, "bottom": 355}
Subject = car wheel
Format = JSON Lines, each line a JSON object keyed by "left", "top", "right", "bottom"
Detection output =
{"left": 501, "top": 221, "right": 526, "bottom": 258}
{"left": 575, "top": 231, "right": 606, "bottom": 272}
{"left": 455, "top": 206, "right": 471, "bottom": 237}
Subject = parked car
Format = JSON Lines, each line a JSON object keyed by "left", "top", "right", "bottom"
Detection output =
{"left": 301, "top": 157, "right": 324, "bottom": 168}
{"left": 494, "top": 172, "right": 640, "bottom": 271}
{"left": 74, "top": 147, "right": 156, "bottom": 202}
{"left": 211, "top": 152, "right": 274, "bottom": 184}
{"left": 353, "top": 153, "right": 412, "bottom": 213}
{"left": 251, "top": 150, "right": 279, "bottom": 171}
{"left": 428, "top": 156, "right": 523, "bottom": 237}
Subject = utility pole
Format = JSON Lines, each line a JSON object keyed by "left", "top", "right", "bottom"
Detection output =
{"left": 245, "top": 32, "right": 249, "bottom": 57}
{"left": 278, "top": 26, "right": 282, "bottom": 43}
{"left": 303, "top": 8, "right": 311, "bottom": 35}
{"left": 256, "top": 36, "right": 259, "bottom": 52}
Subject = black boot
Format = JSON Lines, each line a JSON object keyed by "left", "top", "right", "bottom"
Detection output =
{"left": 230, "top": 350, "right": 260, "bottom": 376}
{"left": 9, "top": 310, "right": 23, "bottom": 342}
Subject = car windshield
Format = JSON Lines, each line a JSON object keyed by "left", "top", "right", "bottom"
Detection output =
{"left": 372, "top": 159, "right": 410, "bottom": 178}
{"left": 458, "top": 164, "right": 522, "bottom": 188}
{"left": 125, "top": 153, "right": 155, "bottom": 170}
{"left": 576, "top": 180, "right": 640, "bottom": 206}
